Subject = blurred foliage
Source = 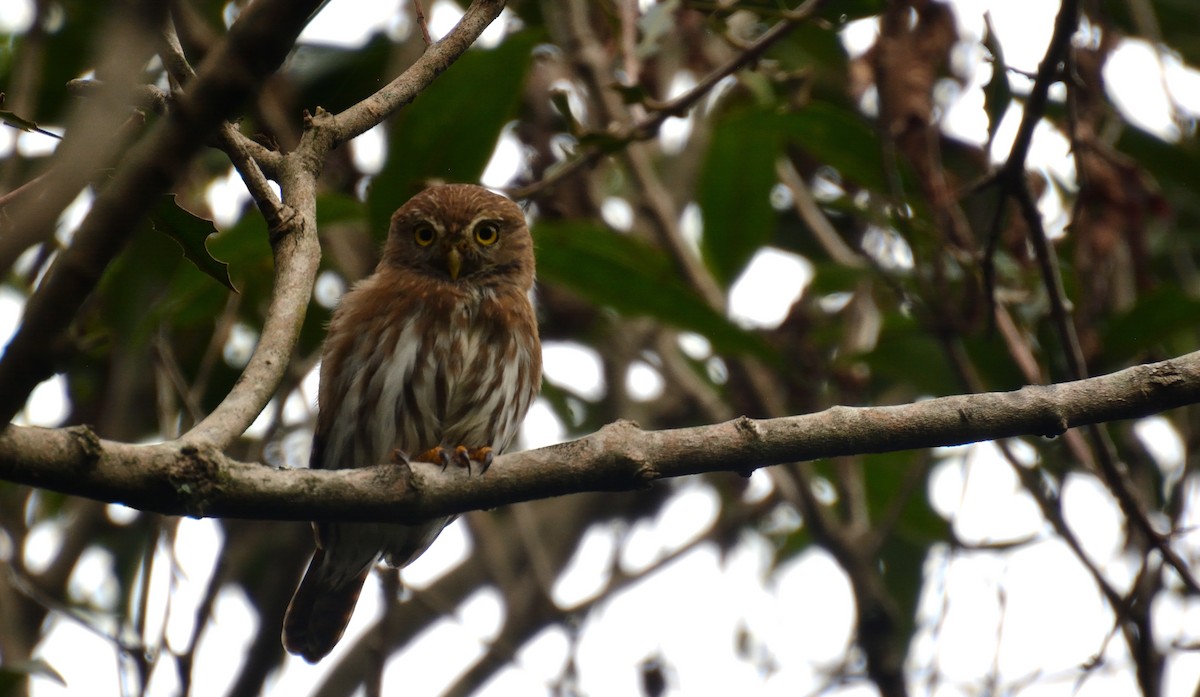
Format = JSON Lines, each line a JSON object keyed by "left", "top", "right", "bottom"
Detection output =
{"left": 364, "top": 28, "right": 540, "bottom": 233}
{"left": 1, "top": 1, "right": 1199, "bottom": 696}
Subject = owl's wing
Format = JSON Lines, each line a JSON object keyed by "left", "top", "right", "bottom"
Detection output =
{"left": 307, "top": 275, "right": 431, "bottom": 472}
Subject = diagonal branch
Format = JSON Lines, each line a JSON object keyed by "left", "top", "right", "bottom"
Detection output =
{"left": 508, "top": 0, "right": 828, "bottom": 199}
{"left": 180, "top": 1, "right": 509, "bottom": 451}
{"left": 1, "top": 351, "right": 1198, "bottom": 524}
{"left": 319, "top": 0, "right": 508, "bottom": 148}
{"left": 0, "top": 0, "right": 326, "bottom": 428}
{"left": 986, "top": 0, "right": 1197, "bottom": 594}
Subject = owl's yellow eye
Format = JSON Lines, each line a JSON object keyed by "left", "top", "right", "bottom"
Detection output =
{"left": 474, "top": 221, "right": 500, "bottom": 246}
{"left": 413, "top": 223, "right": 436, "bottom": 246}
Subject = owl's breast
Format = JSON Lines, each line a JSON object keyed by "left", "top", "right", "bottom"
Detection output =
{"left": 434, "top": 289, "right": 537, "bottom": 451}
{"left": 318, "top": 283, "right": 537, "bottom": 471}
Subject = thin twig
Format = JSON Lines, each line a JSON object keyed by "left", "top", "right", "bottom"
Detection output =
{"left": 161, "top": 21, "right": 290, "bottom": 230}
{"left": 982, "top": 0, "right": 1200, "bottom": 596}
{"left": 412, "top": 0, "right": 433, "bottom": 47}
{"left": 6, "top": 564, "right": 148, "bottom": 656}
{"left": 508, "top": 0, "right": 829, "bottom": 199}
{"left": 777, "top": 158, "right": 866, "bottom": 268}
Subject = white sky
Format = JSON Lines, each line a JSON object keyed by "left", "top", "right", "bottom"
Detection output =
{"left": 2, "top": 0, "right": 1200, "bottom": 695}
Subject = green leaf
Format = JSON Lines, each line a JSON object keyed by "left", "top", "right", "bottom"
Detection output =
{"left": 779, "top": 102, "right": 890, "bottom": 193}
{"left": 697, "top": 108, "right": 782, "bottom": 287}
{"left": 861, "top": 451, "right": 948, "bottom": 544}
{"left": 864, "top": 313, "right": 958, "bottom": 397}
{"left": 315, "top": 192, "right": 366, "bottom": 227}
{"left": 1100, "top": 285, "right": 1200, "bottom": 367}
{"left": 765, "top": 21, "right": 850, "bottom": 76}
{"left": 158, "top": 212, "right": 272, "bottom": 331}
{"left": 981, "top": 15, "right": 1012, "bottom": 148}
{"left": 366, "top": 30, "right": 540, "bottom": 236}
{"left": 877, "top": 533, "right": 928, "bottom": 654}
{"left": 289, "top": 35, "right": 394, "bottom": 116}
{"left": 149, "top": 195, "right": 234, "bottom": 291}
{"left": 859, "top": 452, "right": 944, "bottom": 655}
{"left": 0, "top": 1, "right": 108, "bottom": 121}
{"left": 1116, "top": 126, "right": 1200, "bottom": 197}
{"left": 533, "top": 221, "right": 776, "bottom": 361}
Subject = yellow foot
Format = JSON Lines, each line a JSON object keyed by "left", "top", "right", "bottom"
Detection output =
{"left": 414, "top": 445, "right": 494, "bottom": 474}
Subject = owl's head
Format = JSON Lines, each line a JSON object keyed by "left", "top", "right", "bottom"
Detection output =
{"left": 382, "top": 184, "right": 534, "bottom": 289}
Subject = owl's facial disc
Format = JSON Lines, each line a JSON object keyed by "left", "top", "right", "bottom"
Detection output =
{"left": 440, "top": 218, "right": 503, "bottom": 281}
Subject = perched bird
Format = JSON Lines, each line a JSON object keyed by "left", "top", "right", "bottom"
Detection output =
{"left": 282, "top": 184, "right": 542, "bottom": 662}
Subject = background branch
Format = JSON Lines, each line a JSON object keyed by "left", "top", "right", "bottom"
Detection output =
{"left": 0, "top": 0, "right": 325, "bottom": 427}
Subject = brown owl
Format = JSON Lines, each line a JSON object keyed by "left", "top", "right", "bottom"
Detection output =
{"left": 282, "top": 184, "right": 542, "bottom": 662}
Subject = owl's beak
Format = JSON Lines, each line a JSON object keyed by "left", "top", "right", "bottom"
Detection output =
{"left": 446, "top": 247, "right": 462, "bottom": 280}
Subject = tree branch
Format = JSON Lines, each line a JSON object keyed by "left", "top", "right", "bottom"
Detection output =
{"left": 0, "top": 0, "right": 325, "bottom": 427}
{"left": 1, "top": 351, "right": 1197, "bottom": 523}
{"left": 178, "top": 203, "right": 315, "bottom": 451}
{"left": 508, "top": 0, "right": 827, "bottom": 199}
{"left": 320, "top": 0, "right": 508, "bottom": 148}
{"left": 165, "top": 0, "right": 512, "bottom": 453}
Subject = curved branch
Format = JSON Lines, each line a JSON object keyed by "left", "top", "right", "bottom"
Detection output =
{"left": 0, "top": 0, "right": 325, "bottom": 427}
{"left": 180, "top": 0, "right": 512, "bottom": 450}
{"left": 1, "top": 351, "right": 1197, "bottom": 523}
{"left": 178, "top": 204, "right": 315, "bottom": 450}
{"left": 320, "top": 0, "right": 508, "bottom": 148}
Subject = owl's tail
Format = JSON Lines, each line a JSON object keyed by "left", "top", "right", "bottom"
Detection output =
{"left": 282, "top": 548, "right": 370, "bottom": 663}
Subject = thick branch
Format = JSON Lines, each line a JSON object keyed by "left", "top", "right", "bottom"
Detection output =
{"left": 1, "top": 352, "right": 1197, "bottom": 523}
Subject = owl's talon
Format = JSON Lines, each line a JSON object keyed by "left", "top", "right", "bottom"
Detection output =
{"left": 413, "top": 446, "right": 453, "bottom": 469}
{"left": 470, "top": 446, "right": 494, "bottom": 474}
{"left": 413, "top": 445, "right": 493, "bottom": 474}
{"left": 390, "top": 448, "right": 410, "bottom": 465}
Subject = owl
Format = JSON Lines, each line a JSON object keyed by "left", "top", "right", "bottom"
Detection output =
{"left": 282, "top": 184, "right": 542, "bottom": 662}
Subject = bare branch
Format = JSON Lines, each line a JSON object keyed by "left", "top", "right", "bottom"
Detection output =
{"left": 178, "top": 205, "right": 315, "bottom": 450}
{"left": 160, "top": 19, "right": 288, "bottom": 227}
{"left": 180, "top": 0, "right": 512, "bottom": 451}
{"left": 0, "top": 0, "right": 325, "bottom": 427}
{"left": 1, "top": 352, "right": 1198, "bottom": 523}
{"left": 999, "top": 0, "right": 1078, "bottom": 181}
{"left": 320, "top": 0, "right": 508, "bottom": 148}
{"left": 508, "top": 0, "right": 828, "bottom": 199}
